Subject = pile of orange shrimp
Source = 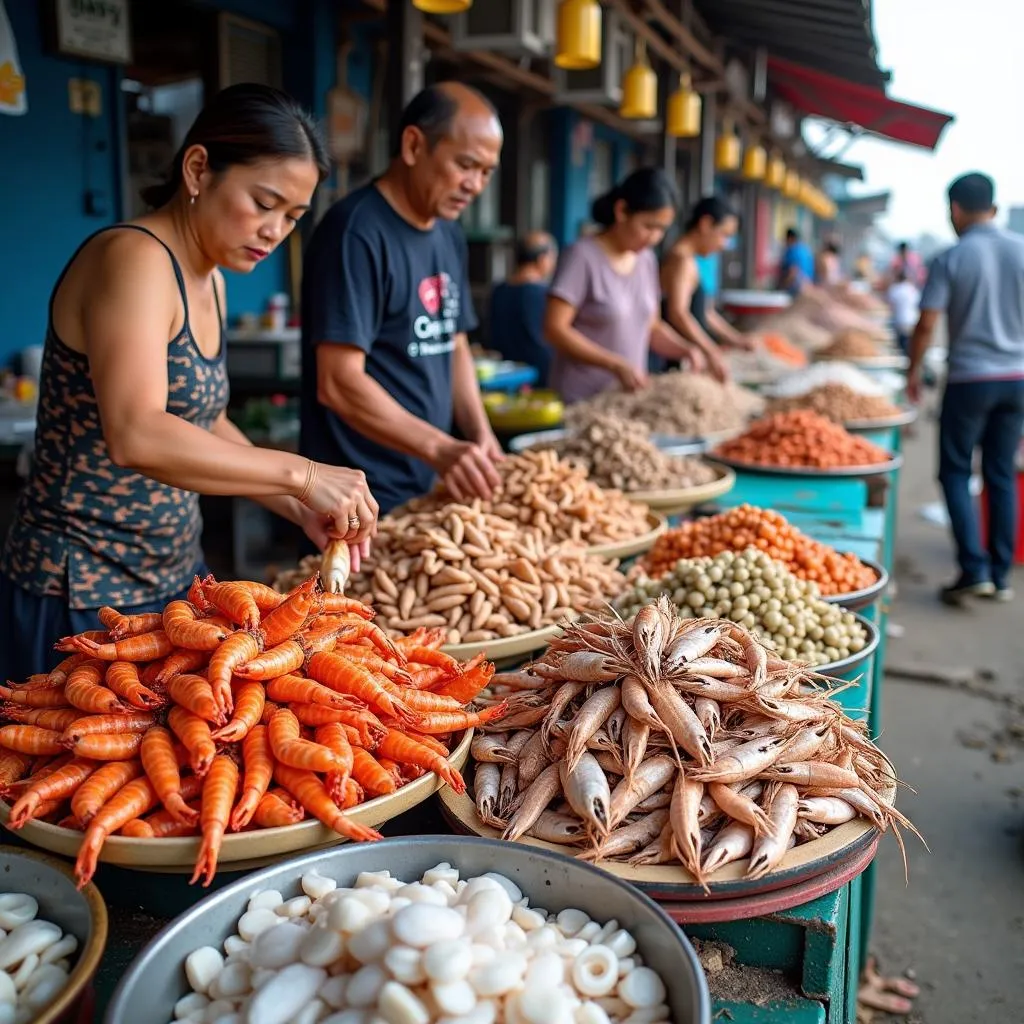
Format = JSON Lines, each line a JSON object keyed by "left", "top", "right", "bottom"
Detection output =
{"left": 0, "top": 574, "right": 507, "bottom": 889}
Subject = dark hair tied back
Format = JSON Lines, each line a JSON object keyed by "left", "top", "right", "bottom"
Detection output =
{"left": 141, "top": 83, "right": 329, "bottom": 209}
{"left": 684, "top": 195, "right": 737, "bottom": 232}
{"left": 591, "top": 167, "right": 678, "bottom": 227}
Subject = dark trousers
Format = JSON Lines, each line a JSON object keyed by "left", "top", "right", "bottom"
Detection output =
{"left": 938, "top": 379, "right": 1024, "bottom": 586}
{"left": 0, "top": 570, "right": 203, "bottom": 683}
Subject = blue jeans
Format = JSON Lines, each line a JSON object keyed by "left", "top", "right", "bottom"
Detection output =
{"left": 938, "top": 379, "right": 1024, "bottom": 586}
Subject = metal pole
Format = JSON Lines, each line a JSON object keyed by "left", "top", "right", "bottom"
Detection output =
{"left": 698, "top": 91, "right": 717, "bottom": 197}
{"left": 386, "top": 0, "right": 425, "bottom": 154}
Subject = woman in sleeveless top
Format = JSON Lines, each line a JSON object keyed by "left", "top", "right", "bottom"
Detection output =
{"left": 544, "top": 169, "right": 724, "bottom": 404}
{"left": 661, "top": 196, "right": 757, "bottom": 368}
{"left": 0, "top": 85, "right": 379, "bottom": 681}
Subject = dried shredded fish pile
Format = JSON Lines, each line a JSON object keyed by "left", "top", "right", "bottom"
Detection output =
{"left": 399, "top": 448, "right": 653, "bottom": 546}
{"left": 469, "top": 598, "right": 919, "bottom": 889}
{"left": 275, "top": 507, "right": 625, "bottom": 644}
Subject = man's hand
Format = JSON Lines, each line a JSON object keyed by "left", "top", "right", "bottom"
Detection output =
{"left": 614, "top": 360, "right": 649, "bottom": 393}
{"left": 906, "top": 370, "right": 923, "bottom": 406}
{"left": 432, "top": 438, "right": 503, "bottom": 503}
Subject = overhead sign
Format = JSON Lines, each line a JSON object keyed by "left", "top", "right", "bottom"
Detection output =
{"left": 49, "top": 0, "right": 132, "bottom": 65}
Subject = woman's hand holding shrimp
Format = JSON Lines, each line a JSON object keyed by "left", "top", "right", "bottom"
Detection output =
{"left": 297, "top": 506, "right": 371, "bottom": 571}
{"left": 298, "top": 461, "right": 378, "bottom": 546}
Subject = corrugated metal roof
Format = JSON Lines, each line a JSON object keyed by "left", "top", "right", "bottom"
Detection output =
{"left": 694, "top": 0, "right": 885, "bottom": 88}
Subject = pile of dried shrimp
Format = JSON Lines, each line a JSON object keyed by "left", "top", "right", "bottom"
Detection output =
{"left": 399, "top": 448, "right": 653, "bottom": 546}
{"left": 469, "top": 598, "right": 919, "bottom": 888}
{"left": 0, "top": 575, "right": 508, "bottom": 889}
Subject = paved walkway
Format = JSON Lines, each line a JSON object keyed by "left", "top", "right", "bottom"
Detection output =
{"left": 870, "top": 401, "right": 1024, "bottom": 1023}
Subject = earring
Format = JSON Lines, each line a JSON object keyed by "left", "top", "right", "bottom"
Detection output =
{"left": 190, "top": 192, "right": 197, "bottom": 205}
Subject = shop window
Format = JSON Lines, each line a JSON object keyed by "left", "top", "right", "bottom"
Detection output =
{"left": 218, "top": 13, "right": 282, "bottom": 90}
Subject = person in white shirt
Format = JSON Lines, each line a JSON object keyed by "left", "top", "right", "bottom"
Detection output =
{"left": 887, "top": 269, "right": 920, "bottom": 355}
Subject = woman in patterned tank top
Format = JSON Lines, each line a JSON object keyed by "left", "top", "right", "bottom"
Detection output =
{"left": 0, "top": 85, "right": 379, "bottom": 681}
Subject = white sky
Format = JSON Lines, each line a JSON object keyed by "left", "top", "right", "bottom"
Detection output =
{"left": 836, "top": 0, "right": 1024, "bottom": 242}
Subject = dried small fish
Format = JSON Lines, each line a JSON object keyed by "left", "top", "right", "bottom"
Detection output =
{"left": 608, "top": 755, "right": 677, "bottom": 828}
{"left": 527, "top": 809, "right": 587, "bottom": 846}
{"left": 747, "top": 784, "right": 799, "bottom": 879}
{"left": 474, "top": 762, "right": 502, "bottom": 826}
{"left": 581, "top": 809, "right": 669, "bottom": 862}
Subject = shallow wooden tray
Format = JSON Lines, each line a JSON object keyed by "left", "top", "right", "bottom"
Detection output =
{"left": 441, "top": 624, "right": 569, "bottom": 668}
{"left": 0, "top": 731, "right": 472, "bottom": 875}
{"left": 629, "top": 466, "right": 736, "bottom": 515}
{"left": 708, "top": 451, "right": 903, "bottom": 479}
{"left": 587, "top": 512, "right": 667, "bottom": 560}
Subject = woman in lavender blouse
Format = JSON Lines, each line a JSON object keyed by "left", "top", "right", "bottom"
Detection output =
{"left": 544, "top": 168, "right": 727, "bottom": 404}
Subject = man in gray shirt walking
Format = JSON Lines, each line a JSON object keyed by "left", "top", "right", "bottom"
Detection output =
{"left": 909, "top": 172, "right": 1024, "bottom": 605}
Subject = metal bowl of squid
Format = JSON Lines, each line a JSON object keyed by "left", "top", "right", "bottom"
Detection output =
{"left": 104, "top": 836, "right": 711, "bottom": 1024}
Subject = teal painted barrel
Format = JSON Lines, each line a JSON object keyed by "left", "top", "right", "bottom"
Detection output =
{"left": 817, "top": 613, "right": 880, "bottom": 721}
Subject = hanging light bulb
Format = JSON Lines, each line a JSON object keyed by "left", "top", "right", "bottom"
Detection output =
{"left": 715, "top": 119, "right": 740, "bottom": 172}
{"left": 620, "top": 39, "right": 657, "bottom": 119}
{"left": 555, "top": 0, "right": 601, "bottom": 70}
{"left": 412, "top": 0, "right": 472, "bottom": 12}
{"left": 667, "top": 72, "right": 701, "bottom": 137}
{"left": 765, "top": 152, "right": 786, "bottom": 190}
{"left": 798, "top": 179, "right": 814, "bottom": 207}
{"left": 741, "top": 140, "right": 767, "bottom": 181}
{"left": 783, "top": 170, "right": 800, "bottom": 199}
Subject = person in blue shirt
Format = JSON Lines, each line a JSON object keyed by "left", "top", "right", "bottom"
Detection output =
{"left": 487, "top": 232, "right": 558, "bottom": 385}
{"left": 778, "top": 227, "right": 815, "bottom": 296}
{"left": 909, "top": 172, "right": 1024, "bottom": 605}
{"left": 300, "top": 83, "right": 505, "bottom": 515}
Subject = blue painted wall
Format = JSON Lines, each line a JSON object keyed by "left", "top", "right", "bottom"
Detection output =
{"left": 0, "top": 0, "right": 341, "bottom": 368}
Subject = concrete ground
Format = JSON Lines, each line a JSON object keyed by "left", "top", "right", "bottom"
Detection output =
{"left": 868, "top": 399, "right": 1024, "bottom": 1023}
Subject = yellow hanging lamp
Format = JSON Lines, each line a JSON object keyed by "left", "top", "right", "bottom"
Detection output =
{"left": 666, "top": 72, "right": 701, "bottom": 137}
{"left": 555, "top": 0, "right": 601, "bottom": 70}
{"left": 715, "top": 119, "right": 741, "bottom": 172}
{"left": 765, "top": 152, "right": 786, "bottom": 190}
{"left": 412, "top": 0, "right": 472, "bottom": 12}
{"left": 620, "top": 40, "right": 657, "bottom": 119}
{"left": 783, "top": 169, "right": 801, "bottom": 199}
{"left": 741, "top": 140, "right": 767, "bottom": 181}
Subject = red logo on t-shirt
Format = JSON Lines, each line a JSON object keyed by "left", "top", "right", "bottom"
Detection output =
{"left": 417, "top": 273, "right": 449, "bottom": 316}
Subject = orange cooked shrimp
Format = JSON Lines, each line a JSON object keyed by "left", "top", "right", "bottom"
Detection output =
{"left": 7, "top": 758, "right": 98, "bottom": 829}
{"left": 55, "top": 630, "right": 109, "bottom": 653}
{"left": 376, "top": 729, "right": 465, "bottom": 793}
{"left": 264, "top": 674, "right": 359, "bottom": 711}
{"left": 273, "top": 762, "right": 381, "bottom": 842}
{"left": 75, "top": 776, "right": 159, "bottom": 887}
{"left": 141, "top": 726, "right": 200, "bottom": 825}
{"left": 153, "top": 648, "right": 210, "bottom": 685}
{"left": 403, "top": 646, "right": 463, "bottom": 675}
{"left": 105, "top": 662, "right": 164, "bottom": 709}
{"left": 331, "top": 646, "right": 413, "bottom": 684}
{"left": 375, "top": 756, "right": 404, "bottom": 788}
{"left": 401, "top": 702, "right": 509, "bottom": 735}
{"left": 233, "top": 640, "right": 305, "bottom": 681}
{"left": 0, "top": 725, "right": 65, "bottom": 756}
{"left": 0, "top": 683, "right": 72, "bottom": 709}
{"left": 335, "top": 622, "right": 404, "bottom": 663}
{"left": 0, "top": 707, "right": 82, "bottom": 731}
{"left": 434, "top": 661, "right": 496, "bottom": 703}
{"left": 260, "top": 577, "right": 322, "bottom": 647}
{"left": 3, "top": 755, "right": 72, "bottom": 797}
{"left": 163, "top": 600, "right": 231, "bottom": 652}
{"left": 320, "top": 593, "right": 374, "bottom": 619}
{"left": 70, "top": 760, "right": 142, "bottom": 825}
{"left": 46, "top": 653, "right": 90, "bottom": 687}
{"left": 287, "top": 703, "right": 345, "bottom": 727}
{"left": 396, "top": 729, "right": 450, "bottom": 758}
{"left": 72, "top": 630, "right": 174, "bottom": 663}
{"left": 252, "top": 788, "right": 304, "bottom": 828}
{"left": 60, "top": 712, "right": 156, "bottom": 746}
{"left": 0, "top": 750, "right": 32, "bottom": 794}
{"left": 306, "top": 651, "right": 418, "bottom": 724}
{"left": 314, "top": 723, "right": 354, "bottom": 803}
{"left": 210, "top": 681, "right": 266, "bottom": 743}
{"left": 191, "top": 753, "right": 240, "bottom": 887}
{"left": 166, "top": 673, "right": 222, "bottom": 725}
{"left": 67, "top": 732, "right": 145, "bottom": 760}
{"left": 395, "top": 628, "right": 446, "bottom": 652}
{"left": 201, "top": 576, "right": 261, "bottom": 630}
{"left": 64, "top": 658, "right": 126, "bottom": 712}
{"left": 233, "top": 580, "right": 285, "bottom": 613}
{"left": 188, "top": 575, "right": 213, "bottom": 613}
{"left": 334, "top": 710, "right": 387, "bottom": 748}
{"left": 208, "top": 631, "right": 262, "bottom": 718}
{"left": 230, "top": 724, "right": 274, "bottom": 830}
{"left": 260, "top": 700, "right": 281, "bottom": 725}
{"left": 350, "top": 746, "right": 398, "bottom": 796}
{"left": 100, "top": 609, "right": 164, "bottom": 641}
{"left": 167, "top": 706, "right": 216, "bottom": 776}
{"left": 121, "top": 812, "right": 198, "bottom": 839}
{"left": 266, "top": 708, "right": 350, "bottom": 774}
{"left": 383, "top": 686, "right": 465, "bottom": 715}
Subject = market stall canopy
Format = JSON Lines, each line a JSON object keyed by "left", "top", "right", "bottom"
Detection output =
{"left": 768, "top": 57, "right": 954, "bottom": 151}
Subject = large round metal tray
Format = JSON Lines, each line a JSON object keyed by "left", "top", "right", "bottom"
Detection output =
{"left": 629, "top": 466, "right": 736, "bottom": 515}
{"left": 439, "top": 777, "right": 891, "bottom": 902}
{"left": 509, "top": 428, "right": 725, "bottom": 457}
{"left": 442, "top": 624, "right": 567, "bottom": 668}
{"left": 821, "top": 557, "right": 889, "bottom": 611}
{"left": 0, "top": 731, "right": 472, "bottom": 874}
{"left": 104, "top": 836, "right": 712, "bottom": 1024}
{"left": 844, "top": 406, "right": 918, "bottom": 431}
{"left": 708, "top": 450, "right": 903, "bottom": 479}
{"left": 817, "top": 353, "right": 910, "bottom": 371}
{"left": 587, "top": 512, "right": 666, "bottom": 560}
